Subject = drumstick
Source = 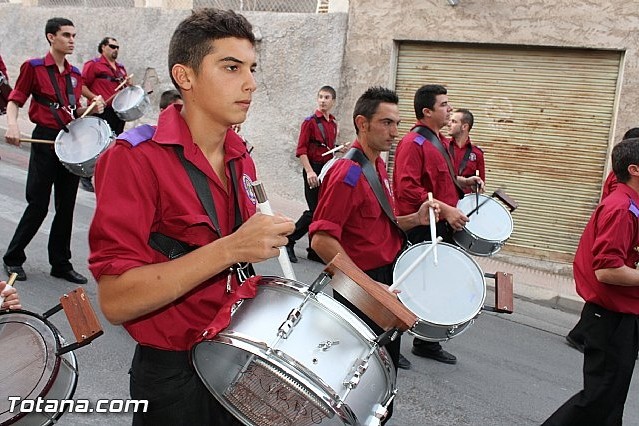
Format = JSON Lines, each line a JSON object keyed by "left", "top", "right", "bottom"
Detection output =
{"left": 0, "top": 273, "right": 17, "bottom": 307}
{"left": 80, "top": 99, "right": 99, "bottom": 119}
{"left": 19, "top": 138, "right": 55, "bottom": 144}
{"left": 428, "top": 192, "right": 438, "bottom": 266}
{"left": 105, "top": 73, "right": 134, "bottom": 104}
{"left": 474, "top": 170, "right": 480, "bottom": 214}
{"left": 388, "top": 237, "right": 443, "bottom": 292}
{"left": 251, "top": 181, "right": 297, "bottom": 281}
{"left": 465, "top": 197, "right": 491, "bottom": 218}
{"left": 321, "top": 141, "right": 351, "bottom": 157}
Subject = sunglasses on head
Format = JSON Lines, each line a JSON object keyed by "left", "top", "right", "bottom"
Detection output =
{"left": 107, "top": 44, "right": 119, "bottom": 49}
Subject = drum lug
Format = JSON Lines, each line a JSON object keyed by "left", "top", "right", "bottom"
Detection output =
{"left": 343, "top": 357, "right": 369, "bottom": 390}
{"left": 446, "top": 324, "right": 459, "bottom": 338}
{"left": 277, "top": 308, "right": 302, "bottom": 338}
{"left": 366, "top": 389, "right": 397, "bottom": 426}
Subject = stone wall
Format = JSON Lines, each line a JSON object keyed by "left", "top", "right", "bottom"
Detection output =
{"left": 0, "top": 4, "right": 348, "bottom": 201}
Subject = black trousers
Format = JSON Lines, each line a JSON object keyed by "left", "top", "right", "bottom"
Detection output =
{"left": 98, "top": 106, "right": 125, "bottom": 136}
{"left": 288, "top": 161, "right": 324, "bottom": 247}
{"left": 130, "top": 345, "right": 242, "bottom": 426}
{"left": 542, "top": 302, "right": 639, "bottom": 426}
{"left": 408, "top": 222, "right": 454, "bottom": 353}
{"left": 333, "top": 262, "right": 400, "bottom": 424}
{"left": 3, "top": 125, "right": 79, "bottom": 271}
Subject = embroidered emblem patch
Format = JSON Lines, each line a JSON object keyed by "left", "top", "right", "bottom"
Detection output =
{"left": 70, "top": 76, "right": 78, "bottom": 88}
{"left": 242, "top": 174, "right": 257, "bottom": 205}
{"left": 469, "top": 153, "right": 477, "bottom": 161}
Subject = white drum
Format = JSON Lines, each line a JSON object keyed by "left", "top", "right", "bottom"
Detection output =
{"left": 112, "top": 85, "right": 150, "bottom": 122}
{"left": 192, "top": 277, "right": 396, "bottom": 426}
{"left": 454, "top": 193, "right": 514, "bottom": 256}
{"left": 0, "top": 311, "right": 79, "bottom": 426}
{"left": 55, "top": 116, "right": 115, "bottom": 177}
{"left": 393, "top": 242, "right": 486, "bottom": 341}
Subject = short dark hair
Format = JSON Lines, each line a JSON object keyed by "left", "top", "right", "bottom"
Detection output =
{"left": 454, "top": 108, "right": 474, "bottom": 131}
{"left": 98, "top": 37, "right": 116, "bottom": 54}
{"left": 414, "top": 84, "right": 447, "bottom": 119}
{"left": 352, "top": 86, "right": 399, "bottom": 134}
{"left": 45, "top": 17, "right": 74, "bottom": 45}
{"left": 168, "top": 8, "right": 255, "bottom": 91}
{"left": 159, "top": 89, "right": 182, "bottom": 110}
{"left": 622, "top": 127, "right": 639, "bottom": 140}
{"left": 318, "top": 85, "right": 336, "bottom": 100}
{"left": 612, "top": 137, "right": 639, "bottom": 183}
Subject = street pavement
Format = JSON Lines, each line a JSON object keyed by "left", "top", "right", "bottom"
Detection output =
{"left": 1, "top": 125, "right": 638, "bottom": 425}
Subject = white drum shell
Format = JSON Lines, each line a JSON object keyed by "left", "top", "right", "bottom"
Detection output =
{"left": 453, "top": 194, "right": 514, "bottom": 256}
{"left": 54, "top": 116, "right": 114, "bottom": 177}
{"left": 192, "top": 277, "right": 396, "bottom": 426}
{"left": 0, "top": 311, "right": 78, "bottom": 426}
{"left": 394, "top": 242, "right": 486, "bottom": 341}
{"left": 112, "top": 85, "right": 150, "bottom": 122}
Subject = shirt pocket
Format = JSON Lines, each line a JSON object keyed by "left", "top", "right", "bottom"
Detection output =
{"left": 155, "top": 214, "right": 217, "bottom": 248}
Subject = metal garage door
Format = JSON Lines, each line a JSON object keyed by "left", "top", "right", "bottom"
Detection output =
{"left": 392, "top": 42, "right": 622, "bottom": 261}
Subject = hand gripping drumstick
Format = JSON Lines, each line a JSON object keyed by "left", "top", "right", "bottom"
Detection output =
{"left": 105, "top": 73, "right": 134, "bottom": 105}
{"left": 388, "top": 236, "right": 443, "bottom": 293}
{"left": 428, "top": 192, "right": 438, "bottom": 266}
{"left": 0, "top": 273, "right": 18, "bottom": 307}
{"left": 251, "top": 181, "right": 297, "bottom": 281}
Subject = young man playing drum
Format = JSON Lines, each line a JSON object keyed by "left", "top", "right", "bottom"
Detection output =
{"left": 543, "top": 137, "right": 639, "bottom": 425}
{"left": 88, "top": 9, "right": 293, "bottom": 425}
{"left": 310, "top": 86, "right": 439, "bottom": 424}
{"left": 448, "top": 108, "right": 485, "bottom": 194}
{"left": 392, "top": 84, "right": 484, "bottom": 365}
{"left": 80, "top": 36, "right": 129, "bottom": 192}
{"left": 3, "top": 17, "right": 105, "bottom": 284}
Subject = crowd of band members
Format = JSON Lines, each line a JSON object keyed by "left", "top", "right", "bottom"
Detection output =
{"left": 2, "top": 9, "right": 639, "bottom": 426}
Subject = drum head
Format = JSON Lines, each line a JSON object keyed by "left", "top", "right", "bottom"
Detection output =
{"left": 458, "top": 194, "right": 513, "bottom": 241}
{"left": 395, "top": 243, "right": 485, "bottom": 325}
{"left": 0, "top": 311, "right": 71, "bottom": 424}
{"left": 112, "top": 85, "right": 145, "bottom": 112}
{"left": 55, "top": 116, "right": 113, "bottom": 163}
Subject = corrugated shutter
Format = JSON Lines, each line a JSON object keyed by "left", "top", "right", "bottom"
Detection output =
{"left": 392, "top": 42, "right": 622, "bottom": 261}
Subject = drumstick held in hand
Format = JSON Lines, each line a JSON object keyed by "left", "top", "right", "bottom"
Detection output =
{"left": 428, "top": 192, "right": 438, "bottom": 266}
{"left": 80, "top": 99, "right": 98, "bottom": 119}
{"left": 474, "top": 170, "right": 480, "bottom": 214}
{"left": 251, "top": 181, "right": 297, "bottom": 281}
{"left": 322, "top": 141, "right": 351, "bottom": 157}
{"left": 388, "top": 237, "right": 443, "bottom": 292}
{"left": 105, "top": 73, "right": 134, "bottom": 104}
{"left": 0, "top": 273, "right": 17, "bottom": 306}
{"left": 19, "top": 138, "right": 55, "bottom": 144}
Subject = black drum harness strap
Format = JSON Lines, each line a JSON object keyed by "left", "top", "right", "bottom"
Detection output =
{"left": 32, "top": 63, "right": 76, "bottom": 132}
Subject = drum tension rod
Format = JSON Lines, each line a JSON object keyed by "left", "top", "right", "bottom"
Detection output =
{"left": 375, "top": 328, "right": 402, "bottom": 347}
{"left": 308, "top": 272, "right": 331, "bottom": 295}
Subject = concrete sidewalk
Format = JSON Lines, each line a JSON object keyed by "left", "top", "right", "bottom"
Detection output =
{"left": 0, "top": 114, "right": 583, "bottom": 315}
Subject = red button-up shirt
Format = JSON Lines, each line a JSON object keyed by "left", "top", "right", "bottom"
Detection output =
{"left": 9, "top": 52, "right": 83, "bottom": 130}
{"left": 601, "top": 171, "right": 618, "bottom": 201}
{"left": 0, "top": 54, "right": 8, "bottom": 82}
{"left": 82, "top": 55, "right": 127, "bottom": 106}
{"left": 449, "top": 137, "right": 485, "bottom": 194}
{"left": 88, "top": 104, "right": 258, "bottom": 350}
{"left": 393, "top": 124, "right": 459, "bottom": 215}
{"left": 295, "top": 110, "right": 337, "bottom": 165}
{"left": 574, "top": 183, "right": 639, "bottom": 314}
{"left": 310, "top": 141, "right": 403, "bottom": 271}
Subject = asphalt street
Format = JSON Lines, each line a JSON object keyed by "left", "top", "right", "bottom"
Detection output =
{"left": 1, "top": 140, "right": 639, "bottom": 425}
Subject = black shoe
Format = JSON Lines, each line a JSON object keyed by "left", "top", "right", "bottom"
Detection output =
{"left": 286, "top": 244, "right": 298, "bottom": 263}
{"left": 397, "top": 353, "right": 412, "bottom": 370}
{"left": 307, "top": 249, "right": 324, "bottom": 264}
{"left": 565, "top": 334, "right": 585, "bottom": 353}
{"left": 51, "top": 269, "right": 88, "bottom": 284}
{"left": 412, "top": 346, "right": 457, "bottom": 364}
{"left": 80, "top": 177, "right": 94, "bottom": 193}
{"left": 3, "top": 263, "right": 27, "bottom": 281}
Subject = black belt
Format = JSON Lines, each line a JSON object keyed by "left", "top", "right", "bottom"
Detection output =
{"left": 135, "top": 344, "right": 191, "bottom": 368}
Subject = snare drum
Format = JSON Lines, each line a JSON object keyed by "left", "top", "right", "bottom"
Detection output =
{"left": 112, "top": 85, "right": 150, "bottom": 122}
{"left": 454, "top": 193, "right": 513, "bottom": 256}
{"left": 55, "top": 116, "right": 115, "bottom": 177}
{"left": 193, "top": 277, "right": 396, "bottom": 426}
{"left": 0, "top": 310, "right": 78, "bottom": 426}
{"left": 393, "top": 242, "right": 486, "bottom": 341}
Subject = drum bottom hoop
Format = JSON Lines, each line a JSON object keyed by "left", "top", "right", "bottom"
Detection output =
{"left": 409, "top": 318, "right": 476, "bottom": 342}
{"left": 193, "top": 338, "right": 358, "bottom": 426}
{"left": 453, "top": 229, "right": 506, "bottom": 256}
